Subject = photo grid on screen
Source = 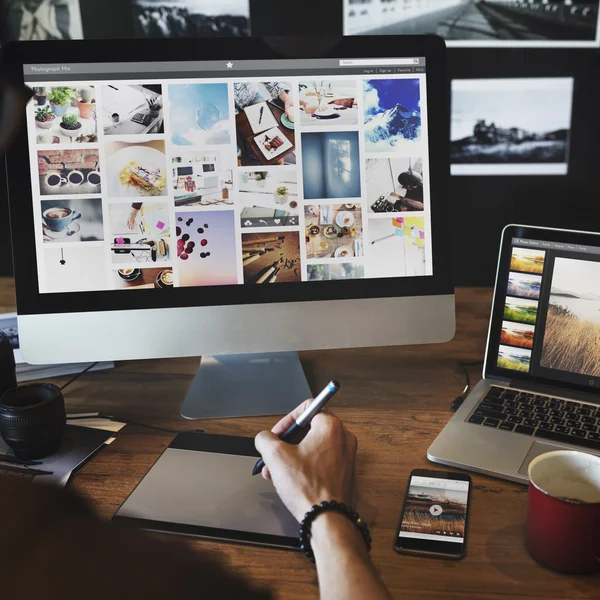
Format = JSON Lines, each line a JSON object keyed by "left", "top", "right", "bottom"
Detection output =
{"left": 25, "top": 62, "right": 434, "bottom": 294}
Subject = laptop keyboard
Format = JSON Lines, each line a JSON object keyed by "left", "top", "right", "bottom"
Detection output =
{"left": 467, "top": 386, "right": 600, "bottom": 451}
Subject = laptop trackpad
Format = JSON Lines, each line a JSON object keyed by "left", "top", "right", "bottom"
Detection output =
{"left": 518, "top": 441, "right": 568, "bottom": 477}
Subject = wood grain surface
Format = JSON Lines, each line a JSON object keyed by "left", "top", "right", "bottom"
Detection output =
{"left": 1, "top": 278, "right": 598, "bottom": 599}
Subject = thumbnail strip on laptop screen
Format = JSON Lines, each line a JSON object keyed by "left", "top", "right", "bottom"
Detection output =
{"left": 491, "top": 235, "right": 600, "bottom": 393}
{"left": 23, "top": 57, "right": 433, "bottom": 294}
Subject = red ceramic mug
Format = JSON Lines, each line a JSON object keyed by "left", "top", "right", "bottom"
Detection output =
{"left": 527, "top": 450, "right": 600, "bottom": 574}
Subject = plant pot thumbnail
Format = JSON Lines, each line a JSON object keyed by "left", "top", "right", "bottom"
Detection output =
{"left": 47, "top": 87, "right": 78, "bottom": 117}
{"left": 35, "top": 106, "right": 56, "bottom": 130}
{"left": 60, "top": 114, "right": 82, "bottom": 134}
{"left": 77, "top": 100, "right": 95, "bottom": 120}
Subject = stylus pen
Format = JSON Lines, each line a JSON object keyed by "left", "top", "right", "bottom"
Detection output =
{"left": 251, "top": 380, "right": 340, "bottom": 476}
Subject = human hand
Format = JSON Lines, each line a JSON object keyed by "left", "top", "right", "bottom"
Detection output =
{"left": 127, "top": 213, "right": 137, "bottom": 230}
{"left": 255, "top": 402, "right": 357, "bottom": 522}
{"left": 281, "top": 91, "right": 295, "bottom": 122}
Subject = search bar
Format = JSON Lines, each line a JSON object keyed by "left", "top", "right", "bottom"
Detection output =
{"left": 339, "top": 58, "right": 419, "bottom": 66}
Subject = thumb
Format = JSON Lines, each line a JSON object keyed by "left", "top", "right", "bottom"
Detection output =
{"left": 254, "top": 429, "right": 281, "bottom": 460}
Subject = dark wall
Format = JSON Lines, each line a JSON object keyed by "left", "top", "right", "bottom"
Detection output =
{"left": 1, "top": 0, "right": 599, "bottom": 285}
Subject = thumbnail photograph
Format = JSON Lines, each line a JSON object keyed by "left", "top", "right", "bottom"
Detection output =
{"left": 307, "top": 263, "right": 364, "bottom": 281}
{"left": 500, "top": 321, "right": 535, "bottom": 350}
{"left": 43, "top": 246, "right": 107, "bottom": 294}
{"left": 363, "top": 79, "right": 421, "bottom": 152}
{"left": 498, "top": 345, "right": 532, "bottom": 373}
{"left": 510, "top": 247, "right": 546, "bottom": 274}
{"left": 169, "top": 83, "right": 231, "bottom": 146}
{"left": 343, "top": 0, "right": 600, "bottom": 48}
{"left": 302, "top": 132, "right": 361, "bottom": 200}
{"left": 133, "top": 0, "right": 250, "bottom": 38}
{"left": 41, "top": 199, "right": 103, "bottom": 243}
{"left": 399, "top": 480, "right": 467, "bottom": 540}
{"left": 234, "top": 82, "right": 296, "bottom": 167}
{"left": 32, "top": 85, "right": 97, "bottom": 144}
{"left": 242, "top": 232, "right": 301, "bottom": 284}
{"left": 105, "top": 140, "right": 167, "bottom": 198}
{"left": 172, "top": 149, "right": 234, "bottom": 208}
{"left": 504, "top": 296, "right": 538, "bottom": 325}
{"left": 366, "top": 157, "right": 424, "bottom": 213}
{"left": 112, "top": 267, "right": 173, "bottom": 290}
{"left": 1, "top": 0, "right": 83, "bottom": 42}
{"left": 298, "top": 80, "right": 359, "bottom": 127}
{"left": 240, "top": 170, "right": 299, "bottom": 229}
{"left": 108, "top": 202, "right": 171, "bottom": 265}
{"left": 541, "top": 258, "right": 600, "bottom": 377}
{"left": 102, "top": 84, "right": 164, "bottom": 135}
{"left": 305, "top": 203, "right": 363, "bottom": 260}
{"left": 365, "top": 216, "right": 426, "bottom": 279}
{"left": 451, "top": 78, "right": 573, "bottom": 175}
{"left": 507, "top": 271, "right": 542, "bottom": 300}
{"left": 176, "top": 210, "right": 238, "bottom": 287}
{"left": 37, "top": 149, "right": 101, "bottom": 196}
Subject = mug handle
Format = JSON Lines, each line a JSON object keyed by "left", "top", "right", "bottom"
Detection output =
{"left": 71, "top": 211, "right": 82, "bottom": 221}
{"left": 60, "top": 177, "right": 68, "bottom": 185}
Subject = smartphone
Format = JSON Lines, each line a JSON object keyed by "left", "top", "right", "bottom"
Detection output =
{"left": 394, "top": 469, "right": 471, "bottom": 560}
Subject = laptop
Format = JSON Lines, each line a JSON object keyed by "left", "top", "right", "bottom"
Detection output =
{"left": 428, "top": 224, "right": 600, "bottom": 484}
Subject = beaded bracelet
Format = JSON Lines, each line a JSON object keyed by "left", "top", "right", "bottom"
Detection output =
{"left": 298, "top": 500, "right": 372, "bottom": 562}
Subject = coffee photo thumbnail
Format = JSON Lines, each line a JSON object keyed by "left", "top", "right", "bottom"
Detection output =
{"left": 41, "top": 199, "right": 104, "bottom": 244}
{"left": 112, "top": 267, "right": 173, "bottom": 290}
{"left": 38, "top": 149, "right": 101, "bottom": 196}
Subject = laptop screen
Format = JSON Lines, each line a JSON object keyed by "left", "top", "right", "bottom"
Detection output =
{"left": 488, "top": 229, "right": 600, "bottom": 394}
{"left": 22, "top": 56, "right": 433, "bottom": 294}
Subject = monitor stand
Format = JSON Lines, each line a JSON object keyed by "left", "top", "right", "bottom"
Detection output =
{"left": 180, "top": 352, "right": 313, "bottom": 420}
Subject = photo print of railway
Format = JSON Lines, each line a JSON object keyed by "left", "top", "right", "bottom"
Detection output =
{"left": 540, "top": 257, "right": 600, "bottom": 377}
{"left": 451, "top": 78, "right": 573, "bottom": 175}
{"left": 343, "top": 0, "right": 600, "bottom": 48}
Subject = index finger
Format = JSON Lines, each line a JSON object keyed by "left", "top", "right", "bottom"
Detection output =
{"left": 271, "top": 398, "right": 312, "bottom": 436}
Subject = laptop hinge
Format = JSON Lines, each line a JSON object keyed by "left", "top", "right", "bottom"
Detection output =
{"left": 507, "top": 380, "right": 600, "bottom": 404}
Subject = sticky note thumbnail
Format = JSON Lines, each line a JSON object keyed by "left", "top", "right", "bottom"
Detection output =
{"left": 156, "top": 221, "right": 165, "bottom": 230}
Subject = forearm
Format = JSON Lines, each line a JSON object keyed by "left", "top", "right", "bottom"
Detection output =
{"left": 311, "top": 513, "right": 392, "bottom": 600}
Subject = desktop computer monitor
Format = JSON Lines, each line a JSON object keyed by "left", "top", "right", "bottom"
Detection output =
{"left": 2, "top": 35, "right": 454, "bottom": 419}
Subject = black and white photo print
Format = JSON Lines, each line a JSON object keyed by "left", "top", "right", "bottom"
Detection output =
{"left": 133, "top": 0, "right": 250, "bottom": 38}
{"left": 344, "top": 0, "right": 600, "bottom": 48}
{"left": 450, "top": 78, "right": 574, "bottom": 176}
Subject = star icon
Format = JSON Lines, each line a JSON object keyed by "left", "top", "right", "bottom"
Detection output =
{"left": 226, "top": 62, "right": 233, "bottom": 69}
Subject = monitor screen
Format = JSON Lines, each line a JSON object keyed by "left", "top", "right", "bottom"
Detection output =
{"left": 24, "top": 55, "right": 434, "bottom": 294}
{"left": 487, "top": 231, "right": 600, "bottom": 393}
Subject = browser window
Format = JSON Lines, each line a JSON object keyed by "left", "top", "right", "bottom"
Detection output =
{"left": 24, "top": 57, "right": 433, "bottom": 293}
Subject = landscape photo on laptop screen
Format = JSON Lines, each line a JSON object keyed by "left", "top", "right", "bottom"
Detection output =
{"left": 496, "top": 237, "right": 600, "bottom": 389}
{"left": 23, "top": 57, "right": 434, "bottom": 293}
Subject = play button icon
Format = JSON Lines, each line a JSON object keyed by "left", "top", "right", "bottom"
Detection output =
{"left": 429, "top": 504, "right": 443, "bottom": 516}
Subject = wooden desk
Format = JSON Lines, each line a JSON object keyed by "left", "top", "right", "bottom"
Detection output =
{"left": 0, "top": 279, "right": 597, "bottom": 599}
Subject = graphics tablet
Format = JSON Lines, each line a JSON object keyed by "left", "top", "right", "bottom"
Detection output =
{"left": 113, "top": 432, "right": 300, "bottom": 550}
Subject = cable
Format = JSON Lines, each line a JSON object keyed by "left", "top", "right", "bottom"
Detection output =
{"left": 451, "top": 360, "right": 484, "bottom": 411}
{"left": 60, "top": 362, "right": 99, "bottom": 392}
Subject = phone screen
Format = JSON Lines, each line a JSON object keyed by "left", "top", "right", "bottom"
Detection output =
{"left": 396, "top": 473, "right": 470, "bottom": 557}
